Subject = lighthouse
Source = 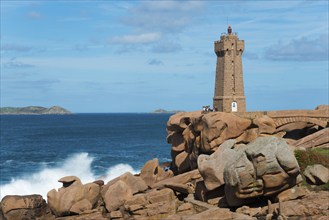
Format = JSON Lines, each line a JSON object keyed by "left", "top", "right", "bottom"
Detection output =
{"left": 213, "top": 26, "right": 246, "bottom": 112}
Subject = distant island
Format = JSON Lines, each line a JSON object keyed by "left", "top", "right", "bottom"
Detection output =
{"left": 0, "top": 106, "right": 72, "bottom": 115}
{"left": 152, "top": 109, "right": 184, "bottom": 114}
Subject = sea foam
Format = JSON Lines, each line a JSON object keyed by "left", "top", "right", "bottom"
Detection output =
{"left": 0, "top": 152, "right": 138, "bottom": 200}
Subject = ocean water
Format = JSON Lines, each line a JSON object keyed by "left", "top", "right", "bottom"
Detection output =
{"left": 0, "top": 113, "right": 172, "bottom": 199}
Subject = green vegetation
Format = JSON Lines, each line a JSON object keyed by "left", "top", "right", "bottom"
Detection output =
{"left": 295, "top": 148, "right": 329, "bottom": 172}
{"left": 295, "top": 148, "right": 329, "bottom": 191}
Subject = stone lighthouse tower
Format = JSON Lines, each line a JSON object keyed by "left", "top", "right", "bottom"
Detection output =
{"left": 213, "top": 26, "right": 246, "bottom": 112}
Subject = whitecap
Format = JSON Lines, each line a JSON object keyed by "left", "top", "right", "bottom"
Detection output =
{"left": 103, "top": 163, "right": 139, "bottom": 182}
{"left": 0, "top": 152, "right": 139, "bottom": 200}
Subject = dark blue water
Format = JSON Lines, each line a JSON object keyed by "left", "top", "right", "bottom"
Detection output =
{"left": 0, "top": 114, "right": 172, "bottom": 185}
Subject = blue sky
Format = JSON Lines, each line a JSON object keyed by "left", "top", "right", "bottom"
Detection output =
{"left": 1, "top": 0, "right": 328, "bottom": 113}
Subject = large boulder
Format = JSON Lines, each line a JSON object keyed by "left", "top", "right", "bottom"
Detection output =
{"left": 166, "top": 111, "right": 203, "bottom": 132}
{"left": 102, "top": 172, "right": 148, "bottom": 196}
{"left": 256, "top": 190, "right": 329, "bottom": 218}
{"left": 167, "top": 111, "right": 252, "bottom": 175}
{"left": 275, "top": 185, "right": 309, "bottom": 202}
{"left": 224, "top": 136, "right": 302, "bottom": 206}
{"left": 194, "top": 180, "right": 225, "bottom": 203}
{"left": 103, "top": 180, "right": 133, "bottom": 212}
{"left": 167, "top": 131, "right": 185, "bottom": 157}
{"left": 47, "top": 176, "right": 100, "bottom": 217}
{"left": 293, "top": 128, "right": 329, "bottom": 149}
{"left": 146, "top": 188, "right": 175, "bottom": 204}
{"left": 253, "top": 115, "right": 276, "bottom": 134}
{"left": 235, "top": 128, "right": 259, "bottom": 144}
{"left": 100, "top": 172, "right": 149, "bottom": 214}
{"left": 140, "top": 158, "right": 173, "bottom": 187}
{"left": 167, "top": 111, "right": 203, "bottom": 174}
{"left": 140, "top": 158, "right": 159, "bottom": 187}
{"left": 172, "top": 151, "right": 192, "bottom": 174}
{"left": 200, "top": 112, "right": 252, "bottom": 153}
{"left": 304, "top": 164, "right": 329, "bottom": 185}
{"left": 145, "top": 188, "right": 177, "bottom": 218}
{"left": 152, "top": 169, "right": 201, "bottom": 190}
{"left": 124, "top": 194, "right": 147, "bottom": 216}
{"left": 123, "top": 188, "right": 177, "bottom": 219}
{"left": 1, "top": 195, "right": 53, "bottom": 220}
{"left": 198, "top": 140, "right": 236, "bottom": 190}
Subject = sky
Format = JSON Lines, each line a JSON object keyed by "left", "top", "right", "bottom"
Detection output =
{"left": 1, "top": 0, "right": 328, "bottom": 113}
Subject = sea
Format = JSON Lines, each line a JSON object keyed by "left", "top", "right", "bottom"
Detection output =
{"left": 0, "top": 113, "right": 172, "bottom": 199}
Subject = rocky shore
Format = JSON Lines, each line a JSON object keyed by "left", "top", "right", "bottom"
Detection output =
{"left": 1, "top": 106, "right": 328, "bottom": 220}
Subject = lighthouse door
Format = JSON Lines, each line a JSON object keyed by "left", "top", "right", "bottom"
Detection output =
{"left": 231, "top": 101, "right": 237, "bottom": 112}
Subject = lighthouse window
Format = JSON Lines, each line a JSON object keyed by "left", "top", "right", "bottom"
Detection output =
{"left": 231, "top": 101, "right": 238, "bottom": 112}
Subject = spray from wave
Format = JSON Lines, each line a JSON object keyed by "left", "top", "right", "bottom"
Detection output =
{"left": 0, "top": 153, "right": 139, "bottom": 200}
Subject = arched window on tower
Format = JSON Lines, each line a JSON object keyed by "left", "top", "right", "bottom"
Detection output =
{"left": 231, "top": 101, "right": 237, "bottom": 112}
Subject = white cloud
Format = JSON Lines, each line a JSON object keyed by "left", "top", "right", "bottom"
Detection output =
{"left": 109, "top": 1, "right": 206, "bottom": 53}
{"left": 110, "top": 32, "right": 162, "bottom": 44}
{"left": 264, "top": 34, "right": 328, "bottom": 61}
{"left": 121, "top": 1, "right": 205, "bottom": 33}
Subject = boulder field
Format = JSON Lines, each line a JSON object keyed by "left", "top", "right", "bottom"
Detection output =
{"left": 1, "top": 109, "right": 328, "bottom": 220}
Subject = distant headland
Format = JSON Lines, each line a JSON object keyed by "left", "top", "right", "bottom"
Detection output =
{"left": 152, "top": 108, "right": 184, "bottom": 114}
{"left": 0, "top": 106, "right": 72, "bottom": 115}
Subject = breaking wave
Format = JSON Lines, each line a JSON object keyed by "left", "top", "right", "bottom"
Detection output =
{"left": 0, "top": 152, "right": 138, "bottom": 200}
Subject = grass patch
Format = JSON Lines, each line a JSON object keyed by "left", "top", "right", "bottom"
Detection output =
{"left": 295, "top": 148, "right": 329, "bottom": 173}
{"left": 314, "top": 182, "right": 329, "bottom": 191}
{"left": 295, "top": 148, "right": 329, "bottom": 191}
